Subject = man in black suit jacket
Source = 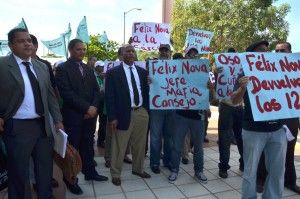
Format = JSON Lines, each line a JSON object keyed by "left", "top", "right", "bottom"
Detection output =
{"left": 105, "top": 44, "right": 150, "bottom": 186}
{"left": 55, "top": 39, "right": 108, "bottom": 195}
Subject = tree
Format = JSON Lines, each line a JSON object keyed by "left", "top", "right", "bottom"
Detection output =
{"left": 85, "top": 35, "right": 119, "bottom": 61}
{"left": 171, "top": 0, "right": 290, "bottom": 53}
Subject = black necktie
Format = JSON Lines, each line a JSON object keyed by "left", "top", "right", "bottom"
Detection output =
{"left": 78, "top": 62, "right": 84, "bottom": 76}
{"left": 129, "top": 67, "right": 139, "bottom": 106}
{"left": 22, "top": 62, "right": 44, "bottom": 116}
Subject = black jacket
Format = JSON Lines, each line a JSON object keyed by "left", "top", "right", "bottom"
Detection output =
{"left": 105, "top": 63, "right": 149, "bottom": 130}
{"left": 55, "top": 59, "right": 101, "bottom": 125}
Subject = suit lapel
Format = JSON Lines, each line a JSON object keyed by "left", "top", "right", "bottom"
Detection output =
{"left": 8, "top": 55, "right": 25, "bottom": 94}
{"left": 32, "top": 59, "right": 45, "bottom": 94}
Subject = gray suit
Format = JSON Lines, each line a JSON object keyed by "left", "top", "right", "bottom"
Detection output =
{"left": 0, "top": 54, "right": 62, "bottom": 134}
{"left": 0, "top": 54, "right": 62, "bottom": 199}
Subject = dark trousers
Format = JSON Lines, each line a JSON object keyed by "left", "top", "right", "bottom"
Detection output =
{"left": 3, "top": 118, "right": 53, "bottom": 199}
{"left": 257, "top": 118, "right": 299, "bottom": 187}
{"left": 97, "top": 113, "right": 107, "bottom": 144}
{"left": 218, "top": 103, "right": 244, "bottom": 171}
{"left": 65, "top": 118, "right": 97, "bottom": 177}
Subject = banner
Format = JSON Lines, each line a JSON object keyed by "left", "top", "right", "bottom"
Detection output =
{"left": 76, "top": 16, "right": 90, "bottom": 43}
{"left": 239, "top": 52, "right": 300, "bottom": 121}
{"left": 131, "top": 22, "right": 171, "bottom": 51}
{"left": 214, "top": 53, "right": 243, "bottom": 99}
{"left": 104, "top": 61, "right": 146, "bottom": 72}
{"left": 0, "top": 40, "right": 10, "bottom": 56}
{"left": 63, "top": 23, "right": 72, "bottom": 45}
{"left": 42, "top": 36, "right": 66, "bottom": 56}
{"left": 149, "top": 59, "right": 210, "bottom": 110}
{"left": 42, "top": 24, "right": 71, "bottom": 57}
{"left": 14, "top": 18, "right": 28, "bottom": 31}
{"left": 184, "top": 28, "right": 213, "bottom": 54}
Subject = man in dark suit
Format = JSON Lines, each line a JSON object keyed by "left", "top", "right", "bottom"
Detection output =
{"left": 55, "top": 39, "right": 108, "bottom": 195}
{"left": 0, "top": 28, "right": 63, "bottom": 199}
{"left": 105, "top": 44, "right": 150, "bottom": 186}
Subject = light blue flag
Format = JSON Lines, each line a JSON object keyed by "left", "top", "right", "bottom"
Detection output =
{"left": 98, "top": 31, "right": 108, "bottom": 44}
{"left": 239, "top": 52, "right": 300, "bottom": 121}
{"left": 149, "top": 59, "right": 210, "bottom": 110}
{"left": 41, "top": 35, "right": 66, "bottom": 56}
{"left": 76, "top": 16, "right": 90, "bottom": 43}
{"left": 62, "top": 23, "right": 72, "bottom": 45}
{"left": 14, "top": 18, "right": 28, "bottom": 31}
{"left": 0, "top": 40, "right": 11, "bottom": 56}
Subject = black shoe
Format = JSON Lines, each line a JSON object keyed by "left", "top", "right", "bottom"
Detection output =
{"left": 112, "top": 177, "right": 121, "bottom": 186}
{"left": 285, "top": 184, "right": 300, "bottom": 194}
{"left": 132, "top": 171, "right": 151, "bottom": 178}
{"left": 63, "top": 178, "right": 83, "bottom": 195}
{"left": 85, "top": 174, "right": 108, "bottom": 181}
{"left": 181, "top": 158, "right": 189, "bottom": 165}
{"left": 151, "top": 166, "right": 160, "bottom": 174}
{"left": 219, "top": 170, "right": 228, "bottom": 178}
{"left": 204, "top": 137, "right": 209, "bottom": 143}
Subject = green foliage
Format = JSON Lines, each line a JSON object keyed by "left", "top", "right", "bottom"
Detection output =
{"left": 171, "top": 0, "right": 290, "bottom": 53}
{"left": 85, "top": 35, "right": 119, "bottom": 61}
{"left": 136, "top": 50, "right": 159, "bottom": 61}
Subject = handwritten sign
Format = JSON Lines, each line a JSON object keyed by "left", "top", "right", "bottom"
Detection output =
{"left": 104, "top": 61, "right": 146, "bottom": 72}
{"left": 214, "top": 53, "right": 243, "bottom": 99}
{"left": 131, "top": 22, "right": 171, "bottom": 51}
{"left": 184, "top": 28, "right": 213, "bottom": 54}
{"left": 149, "top": 59, "right": 210, "bottom": 110}
{"left": 239, "top": 52, "right": 300, "bottom": 121}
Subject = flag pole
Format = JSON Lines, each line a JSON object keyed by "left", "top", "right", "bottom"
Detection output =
{"left": 62, "top": 33, "right": 68, "bottom": 60}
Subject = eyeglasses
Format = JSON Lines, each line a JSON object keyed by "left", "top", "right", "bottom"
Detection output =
{"left": 275, "top": 49, "right": 287, "bottom": 52}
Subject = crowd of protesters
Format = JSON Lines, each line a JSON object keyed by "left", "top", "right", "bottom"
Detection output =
{"left": 0, "top": 27, "right": 299, "bottom": 199}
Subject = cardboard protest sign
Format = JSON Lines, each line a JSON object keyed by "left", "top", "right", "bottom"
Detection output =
{"left": 104, "top": 61, "right": 146, "bottom": 72}
{"left": 149, "top": 59, "right": 210, "bottom": 110}
{"left": 239, "top": 52, "right": 300, "bottom": 121}
{"left": 184, "top": 28, "right": 213, "bottom": 54}
{"left": 214, "top": 53, "right": 243, "bottom": 99}
{"left": 131, "top": 22, "right": 171, "bottom": 51}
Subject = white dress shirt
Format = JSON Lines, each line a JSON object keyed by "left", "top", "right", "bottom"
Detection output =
{"left": 122, "top": 63, "right": 143, "bottom": 107}
{"left": 12, "top": 54, "right": 40, "bottom": 119}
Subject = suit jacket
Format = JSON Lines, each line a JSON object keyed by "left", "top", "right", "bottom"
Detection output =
{"left": 55, "top": 59, "right": 101, "bottom": 125}
{"left": 105, "top": 63, "right": 149, "bottom": 130}
{"left": 0, "top": 54, "right": 62, "bottom": 136}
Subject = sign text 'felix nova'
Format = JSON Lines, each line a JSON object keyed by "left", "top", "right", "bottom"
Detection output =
{"left": 131, "top": 22, "right": 171, "bottom": 51}
{"left": 240, "top": 52, "right": 300, "bottom": 121}
{"left": 149, "top": 59, "right": 210, "bottom": 110}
